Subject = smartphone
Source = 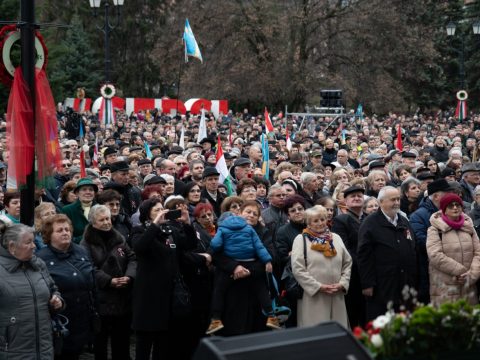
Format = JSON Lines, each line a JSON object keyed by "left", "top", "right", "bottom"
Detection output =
{"left": 165, "top": 209, "right": 182, "bottom": 221}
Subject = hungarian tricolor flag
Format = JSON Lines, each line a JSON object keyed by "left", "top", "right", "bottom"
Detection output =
{"left": 455, "top": 100, "right": 467, "bottom": 121}
{"left": 215, "top": 135, "right": 233, "bottom": 195}
{"left": 264, "top": 107, "right": 274, "bottom": 135}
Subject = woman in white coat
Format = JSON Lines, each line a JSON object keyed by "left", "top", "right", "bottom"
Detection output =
{"left": 292, "top": 205, "right": 352, "bottom": 328}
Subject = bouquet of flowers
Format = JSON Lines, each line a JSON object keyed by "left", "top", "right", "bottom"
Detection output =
{"left": 354, "top": 300, "right": 480, "bottom": 359}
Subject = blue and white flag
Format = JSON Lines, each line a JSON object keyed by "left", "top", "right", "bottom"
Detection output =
{"left": 356, "top": 103, "right": 363, "bottom": 120}
{"left": 183, "top": 19, "right": 203, "bottom": 63}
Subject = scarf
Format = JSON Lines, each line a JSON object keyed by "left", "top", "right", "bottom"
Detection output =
{"left": 441, "top": 213, "right": 465, "bottom": 230}
{"left": 303, "top": 228, "right": 337, "bottom": 257}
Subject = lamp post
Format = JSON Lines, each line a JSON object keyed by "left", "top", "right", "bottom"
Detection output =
{"left": 446, "top": 21, "right": 466, "bottom": 90}
{"left": 88, "top": 0, "right": 124, "bottom": 83}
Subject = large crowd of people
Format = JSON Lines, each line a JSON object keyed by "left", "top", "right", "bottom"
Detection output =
{"left": 1, "top": 107, "right": 480, "bottom": 359}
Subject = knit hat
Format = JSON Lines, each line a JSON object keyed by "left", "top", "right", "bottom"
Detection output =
{"left": 439, "top": 193, "right": 463, "bottom": 214}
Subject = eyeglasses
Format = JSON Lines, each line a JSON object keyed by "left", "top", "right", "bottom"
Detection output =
{"left": 61, "top": 163, "right": 71, "bottom": 168}
{"left": 288, "top": 206, "right": 304, "bottom": 213}
{"left": 447, "top": 202, "right": 462, "bottom": 209}
{"left": 242, "top": 188, "right": 257, "bottom": 193}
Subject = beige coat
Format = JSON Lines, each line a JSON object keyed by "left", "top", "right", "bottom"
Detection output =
{"left": 292, "top": 232, "right": 352, "bottom": 328}
{"left": 427, "top": 212, "right": 480, "bottom": 306}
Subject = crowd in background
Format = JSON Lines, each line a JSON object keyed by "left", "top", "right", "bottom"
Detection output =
{"left": 1, "top": 107, "right": 480, "bottom": 360}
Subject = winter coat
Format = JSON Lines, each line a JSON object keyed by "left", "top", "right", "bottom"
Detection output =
{"left": 104, "top": 181, "right": 142, "bottom": 217}
{"left": 292, "top": 232, "right": 352, "bottom": 328}
{"left": 81, "top": 226, "right": 136, "bottom": 316}
{"left": 410, "top": 197, "right": 437, "bottom": 303}
{"left": 358, "top": 209, "right": 418, "bottom": 321}
{"left": 130, "top": 221, "right": 207, "bottom": 330}
{"left": 210, "top": 216, "right": 272, "bottom": 263}
{"left": 332, "top": 210, "right": 366, "bottom": 327}
{"left": 427, "top": 212, "right": 480, "bottom": 306}
{"left": 201, "top": 188, "right": 226, "bottom": 218}
{"left": 37, "top": 243, "right": 96, "bottom": 354}
{"left": 322, "top": 148, "right": 337, "bottom": 164}
{"left": 275, "top": 221, "right": 305, "bottom": 267}
{"left": 430, "top": 145, "right": 449, "bottom": 163}
{"left": 61, "top": 200, "right": 93, "bottom": 243}
{"left": 0, "top": 247, "right": 62, "bottom": 360}
{"left": 261, "top": 205, "right": 288, "bottom": 235}
{"left": 460, "top": 179, "right": 475, "bottom": 205}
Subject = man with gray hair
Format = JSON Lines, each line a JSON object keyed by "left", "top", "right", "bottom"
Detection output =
{"left": 299, "top": 172, "right": 321, "bottom": 208}
{"left": 410, "top": 179, "right": 453, "bottom": 304}
{"left": 261, "top": 184, "right": 288, "bottom": 234}
{"left": 358, "top": 186, "right": 417, "bottom": 320}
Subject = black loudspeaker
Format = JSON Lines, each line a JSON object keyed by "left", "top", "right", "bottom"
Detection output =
{"left": 193, "top": 321, "right": 372, "bottom": 360}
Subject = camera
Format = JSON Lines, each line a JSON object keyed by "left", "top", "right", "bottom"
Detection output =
{"left": 165, "top": 209, "right": 182, "bottom": 221}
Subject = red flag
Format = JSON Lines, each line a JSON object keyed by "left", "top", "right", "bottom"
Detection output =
{"left": 6, "top": 68, "right": 35, "bottom": 189}
{"left": 264, "top": 107, "right": 274, "bottom": 134}
{"left": 396, "top": 124, "right": 403, "bottom": 151}
{"left": 80, "top": 150, "right": 86, "bottom": 178}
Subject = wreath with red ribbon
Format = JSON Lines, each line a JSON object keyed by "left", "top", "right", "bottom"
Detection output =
{"left": 0, "top": 24, "right": 48, "bottom": 87}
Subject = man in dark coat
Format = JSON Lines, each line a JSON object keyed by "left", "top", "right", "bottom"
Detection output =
{"left": 358, "top": 186, "right": 417, "bottom": 321}
{"left": 200, "top": 167, "right": 226, "bottom": 218}
{"left": 104, "top": 161, "right": 142, "bottom": 217}
{"left": 332, "top": 185, "right": 366, "bottom": 327}
{"left": 459, "top": 163, "right": 480, "bottom": 205}
{"left": 409, "top": 179, "right": 453, "bottom": 304}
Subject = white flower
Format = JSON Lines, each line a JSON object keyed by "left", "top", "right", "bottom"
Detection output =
{"left": 370, "top": 334, "right": 384, "bottom": 348}
{"left": 373, "top": 315, "right": 391, "bottom": 329}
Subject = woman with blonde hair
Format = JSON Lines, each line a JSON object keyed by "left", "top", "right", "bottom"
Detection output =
{"left": 292, "top": 205, "right": 352, "bottom": 328}
{"left": 329, "top": 168, "right": 351, "bottom": 194}
{"left": 33, "top": 202, "right": 56, "bottom": 250}
{"left": 366, "top": 170, "right": 388, "bottom": 197}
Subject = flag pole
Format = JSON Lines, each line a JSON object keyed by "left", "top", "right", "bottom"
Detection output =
{"left": 174, "top": 38, "right": 185, "bottom": 144}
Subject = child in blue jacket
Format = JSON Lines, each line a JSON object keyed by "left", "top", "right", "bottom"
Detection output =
{"left": 206, "top": 212, "right": 280, "bottom": 334}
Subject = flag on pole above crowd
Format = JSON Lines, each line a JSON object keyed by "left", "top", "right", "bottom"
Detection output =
{"left": 179, "top": 125, "right": 185, "bottom": 149}
{"left": 215, "top": 136, "right": 233, "bottom": 195}
{"left": 79, "top": 121, "right": 86, "bottom": 178}
{"left": 197, "top": 109, "right": 207, "bottom": 143}
{"left": 264, "top": 107, "right": 274, "bottom": 135}
{"left": 396, "top": 124, "right": 403, "bottom": 152}
{"left": 261, "top": 134, "right": 270, "bottom": 181}
{"left": 183, "top": 19, "right": 203, "bottom": 63}
{"left": 286, "top": 126, "right": 292, "bottom": 151}
{"left": 98, "top": 98, "right": 115, "bottom": 125}
{"left": 356, "top": 103, "right": 364, "bottom": 120}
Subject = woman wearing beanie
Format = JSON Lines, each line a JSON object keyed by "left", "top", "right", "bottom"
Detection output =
{"left": 426, "top": 193, "right": 480, "bottom": 306}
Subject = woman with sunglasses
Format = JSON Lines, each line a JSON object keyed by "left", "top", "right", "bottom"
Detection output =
{"left": 426, "top": 194, "right": 480, "bottom": 306}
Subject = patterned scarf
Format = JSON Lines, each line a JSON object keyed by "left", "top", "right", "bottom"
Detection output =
{"left": 303, "top": 228, "right": 337, "bottom": 257}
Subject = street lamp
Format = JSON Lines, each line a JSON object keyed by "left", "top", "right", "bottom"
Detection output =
{"left": 88, "top": 0, "right": 124, "bottom": 83}
{"left": 446, "top": 21, "right": 456, "bottom": 36}
{"left": 446, "top": 21, "right": 465, "bottom": 90}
